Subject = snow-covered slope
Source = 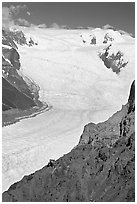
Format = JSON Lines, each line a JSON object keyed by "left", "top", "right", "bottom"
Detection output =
{"left": 80, "top": 28, "right": 133, "bottom": 45}
{"left": 2, "top": 27, "right": 135, "bottom": 192}
{"left": 19, "top": 27, "right": 134, "bottom": 110}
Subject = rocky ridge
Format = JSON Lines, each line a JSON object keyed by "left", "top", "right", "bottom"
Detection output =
{"left": 2, "top": 29, "right": 37, "bottom": 47}
{"left": 2, "top": 29, "right": 44, "bottom": 111}
{"left": 2, "top": 80, "right": 135, "bottom": 202}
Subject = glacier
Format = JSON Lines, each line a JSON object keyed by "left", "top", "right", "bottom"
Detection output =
{"left": 2, "top": 27, "right": 135, "bottom": 192}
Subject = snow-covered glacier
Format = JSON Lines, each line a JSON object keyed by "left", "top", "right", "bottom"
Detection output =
{"left": 2, "top": 27, "right": 135, "bottom": 192}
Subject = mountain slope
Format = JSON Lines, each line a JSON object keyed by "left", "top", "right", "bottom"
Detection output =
{"left": 2, "top": 77, "right": 36, "bottom": 110}
{"left": 2, "top": 80, "right": 135, "bottom": 202}
{"left": 2, "top": 28, "right": 43, "bottom": 111}
{"left": 2, "top": 28, "right": 48, "bottom": 125}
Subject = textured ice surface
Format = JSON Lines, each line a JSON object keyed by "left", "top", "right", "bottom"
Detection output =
{"left": 2, "top": 28, "right": 135, "bottom": 192}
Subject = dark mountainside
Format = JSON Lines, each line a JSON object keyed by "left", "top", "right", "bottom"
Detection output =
{"left": 2, "top": 81, "right": 135, "bottom": 202}
{"left": 2, "top": 29, "right": 40, "bottom": 111}
{"left": 2, "top": 29, "right": 48, "bottom": 126}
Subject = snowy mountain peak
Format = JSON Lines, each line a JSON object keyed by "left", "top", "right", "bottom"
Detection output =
{"left": 79, "top": 28, "right": 127, "bottom": 46}
{"left": 10, "top": 26, "right": 134, "bottom": 50}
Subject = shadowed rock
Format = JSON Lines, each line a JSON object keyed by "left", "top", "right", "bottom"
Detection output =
{"left": 99, "top": 45, "right": 128, "bottom": 74}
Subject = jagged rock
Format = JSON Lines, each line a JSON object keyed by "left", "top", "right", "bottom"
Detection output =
{"left": 103, "top": 33, "right": 114, "bottom": 43}
{"left": 2, "top": 29, "right": 38, "bottom": 47}
{"left": 79, "top": 106, "right": 128, "bottom": 147}
{"left": 28, "top": 37, "right": 35, "bottom": 47}
{"left": 10, "top": 30, "right": 27, "bottom": 46}
{"left": 99, "top": 44, "right": 128, "bottom": 74}
{"left": 2, "top": 81, "right": 135, "bottom": 202}
{"left": 2, "top": 30, "right": 18, "bottom": 50}
{"left": 3, "top": 47, "right": 20, "bottom": 70}
{"left": 47, "top": 159, "right": 56, "bottom": 168}
{"left": 80, "top": 33, "right": 96, "bottom": 45}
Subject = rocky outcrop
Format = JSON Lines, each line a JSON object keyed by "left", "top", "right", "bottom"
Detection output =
{"left": 80, "top": 33, "right": 96, "bottom": 45}
{"left": 8, "top": 30, "right": 27, "bottom": 46}
{"left": 2, "top": 29, "right": 37, "bottom": 47}
{"left": 99, "top": 44, "right": 128, "bottom": 74}
{"left": 2, "top": 30, "right": 18, "bottom": 49}
{"left": 79, "top": 28, "right": 127, "bottom": 46}
{"left": 103, "top": 33, "right": 114, "bottom": 44}
{"left": 2, "top": 81, "right": 135, "bottom": 202}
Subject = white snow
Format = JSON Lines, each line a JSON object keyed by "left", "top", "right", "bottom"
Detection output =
{"left": 80, "top": 32, "right": 96, "bottom": 45}
{"left": 2, "top": 27, "right": 135, "bottom": 192}
{"left": 2, "top": 44, "right": 12, "bottom": 49}
{"left": 24, "top": 33, "right": 38, "bottom": 45}
{"left": 103, "top": 29, "right": 125, "bottom": 43}
{"left": 2, "top": 55, "right": 12, "bottom": 65}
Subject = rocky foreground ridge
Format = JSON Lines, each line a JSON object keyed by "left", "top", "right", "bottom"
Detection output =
{"left": 2, "top": 80, "right": 135, "bottom": 202}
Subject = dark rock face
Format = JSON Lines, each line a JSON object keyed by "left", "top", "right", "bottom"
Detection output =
{"left": 80, "top": 33, "right": 96, "bottom": 45}
{"left": 2, "top": 30, "right": 18, "bottom": 50}
{"left": 2, "top": 29, "right": 41, "bottom": 111}
{"left": 2, "top": 47, "right": 21, "bottom": 70}
{"left": 2, "top": 77, "right": 36, "bottom": 110}
{"left": 103, "top": 33, "right": 114, "bottom": 44}
{"left": 8, "top": 30, "right": 27, "bottom": 46}
{"left": 99, "top": 45, "right": 128, "bottom": 74}
{"left": 90, "top": 37, "right": 96, "bottom": 45}
{"left": 28, "top": 37, "right": 35, "bottom": 47}
{"left": 2, "top": 81, "right": 135, "bottom": 202}
{"left": 128, "top": 81, "right": 135, "bottom": 114}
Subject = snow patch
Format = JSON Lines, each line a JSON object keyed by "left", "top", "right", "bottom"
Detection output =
{"left": 2, "top": 44, "right": 12, "bottom": 49}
